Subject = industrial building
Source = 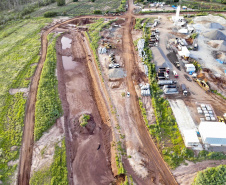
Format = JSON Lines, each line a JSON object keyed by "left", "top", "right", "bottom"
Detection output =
{"left": 199, "top": 122, "right": 226, "bottom": 147}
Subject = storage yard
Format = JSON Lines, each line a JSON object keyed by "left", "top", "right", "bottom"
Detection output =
{"left": 11, "top": 0, "right": 226, "bottom": 184}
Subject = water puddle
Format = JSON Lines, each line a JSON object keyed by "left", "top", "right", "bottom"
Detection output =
{"left": 61, "top": 36, "right": 72, "bottom": 49}
{"left": 62, "top": 56, "right": 77, "bottom": 70}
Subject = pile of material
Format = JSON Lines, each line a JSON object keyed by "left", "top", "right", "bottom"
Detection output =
{"left": 208, "top": 40, "right": 226, "bottom": 50}
{"left": 205, "top": 22, "right": 225, "bottom": 30}
{"left": 203, "top": 30, "right": 226, "bottom": 41}
{"left": 108, "top": 68, "right": 126, "bottom": 79}
{"left": 194, "top": 14, "right": 226, "bottom": 25}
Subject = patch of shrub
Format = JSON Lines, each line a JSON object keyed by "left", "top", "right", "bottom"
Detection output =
{"left": 56, "top": 0, "right": 65, "bottom": 6}
{"left": 79, "top": 114, "right": 90, "bottom": 127}
{"left": 44, "top": 11, "right": 58, "bottom": 17}
{"left": 93, "top": 10, "right": 102, "bottom": 14}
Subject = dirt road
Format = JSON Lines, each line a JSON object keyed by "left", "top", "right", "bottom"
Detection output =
{"left": 18, "top": 2, "right": 219, "bottom": 184}
{"left": 121, "top": 0, "right": 178, "bottom": 184}
{"left": 17, "top": 15, "right": 119, "bottom": 185}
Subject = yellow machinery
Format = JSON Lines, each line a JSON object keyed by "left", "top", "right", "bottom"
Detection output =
{"left": 194, "top": 78, "right": 210, "bottom": 91}
{"left": 217, "top": 116, "right": 225, "bottom": 123}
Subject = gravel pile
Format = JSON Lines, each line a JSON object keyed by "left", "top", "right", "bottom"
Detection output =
{"left": 194, "top": 14, "right": 226, "bottom": 25}
{"left": 205, "top": 22, "right": 225, "bottom": 30}
{"left": 108, "top": 68, "right": 126, "bottom": 79}
{"left": 203, "top": 30, "right": 226, "bottom": 41}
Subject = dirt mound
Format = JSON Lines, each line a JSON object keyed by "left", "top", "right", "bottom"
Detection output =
{"left": 208, "top": 40, "right": 226, "bottom": 50}
{"left": 73, "top": 114, "right": 96, "bottom": 135}
{"left": 203, "top": 30, "right": 226, "bottom": 41}
{"left": 205, "top": 22, "right": 225, "bottom": 30}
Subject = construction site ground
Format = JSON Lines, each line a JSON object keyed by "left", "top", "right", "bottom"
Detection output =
{"left": 16, "top": 0, "right": 226, "bottom": 184}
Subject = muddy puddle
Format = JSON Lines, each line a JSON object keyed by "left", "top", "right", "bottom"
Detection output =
{"left": 62, "top": 56, "right": 77, "bottom": 70}
{"left": 61, "top": 36, "right": 72, "bottom": 49}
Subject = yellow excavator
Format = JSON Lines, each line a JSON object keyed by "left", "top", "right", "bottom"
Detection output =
{"left": 194, "top": 78, "right": 210, "bottom": 91}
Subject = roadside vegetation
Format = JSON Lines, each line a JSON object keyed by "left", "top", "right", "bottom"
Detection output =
{"left": 30, "top": 139, "right": 68, "bottom": 185}
{"left": 34, "top": 33, "right": 62, "bottom": 141}
{"left": 193, "top": 165, "right": 226, "bottom": 185}
{"left": 0, "top": 18, "right": 51, "bottom": 183}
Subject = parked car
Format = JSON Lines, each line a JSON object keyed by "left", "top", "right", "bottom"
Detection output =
{"left": 173, "top": 70, "right": 178, "bottom": 78}
{"left": 127, "top": 92, "right": 130, "bottom": 97}
{"left": 184, "top": 74, "right": 192, "bottom": 82}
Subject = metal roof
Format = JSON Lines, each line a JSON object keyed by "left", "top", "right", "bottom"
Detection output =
{"left": 199, "top": 122, "right": 226, "bottom": 145}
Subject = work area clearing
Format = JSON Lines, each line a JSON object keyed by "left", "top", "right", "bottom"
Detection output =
{"left": 169, "top": 99, "right": 202, "bottom": 150}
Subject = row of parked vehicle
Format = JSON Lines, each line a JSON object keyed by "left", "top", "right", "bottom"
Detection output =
{"left": 149, "top": 29, "right": 159, "bottom": 47}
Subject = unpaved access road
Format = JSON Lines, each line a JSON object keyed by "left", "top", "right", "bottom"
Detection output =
{"left": 17, "top": 15, "right": 120, "bottom": 185}
{"left": 17, "top": 1, "right": 214, "bottom": 184}
{"left": 121, "top": 0, "right": 178, "bottom": 184}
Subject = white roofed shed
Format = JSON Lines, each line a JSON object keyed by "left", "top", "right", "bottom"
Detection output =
{"left": 183, "top": 129, "right": 200, "bottom": 147}
{"left": 199, "top": 122, "right": 226, "bottom": 146}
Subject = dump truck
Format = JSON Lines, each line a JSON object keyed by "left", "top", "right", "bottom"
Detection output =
{"left": 157, "top": 72, "right": 169, "bottom": 79}
{"left": 181, "top": 84, "right": 188, "bottom": 96}
{"left": 163, "top": 87, "right": 179, "bottom": 94}
{"left": 158, "top": 80, "right": 177, "bottom": 86}
{"left": 194, "top": 79, "right": 210, "bottom": 91}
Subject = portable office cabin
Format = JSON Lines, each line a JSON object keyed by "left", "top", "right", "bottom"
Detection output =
{"left": 183, "top": 129, "right": 200, "bottom": 147}
{"left": 199, "top": 122, "right": 226, "bottom": 147}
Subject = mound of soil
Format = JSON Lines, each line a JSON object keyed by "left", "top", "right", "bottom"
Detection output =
{"left": 208, "top": 40, "right": 226, "bottom": 50}
{"left": 72, "top": 114, "right": 96, "bottom": 135}
{"left": 203, "top": 30, "right": 226, "bottom": 41}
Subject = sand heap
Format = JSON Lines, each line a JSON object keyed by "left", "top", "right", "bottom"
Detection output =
{"left": 203, "top": 30, "right": 226, "bottom": 41}
{"left": 208, "top": 40, "right": 226, "bottom": 50}
{"left": 205, "top": 22, "right": 225, "bottom": 30}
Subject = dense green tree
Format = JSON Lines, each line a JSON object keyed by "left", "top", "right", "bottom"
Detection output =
{"left": 193, "top": 165, "right": 226, "bottom": 185}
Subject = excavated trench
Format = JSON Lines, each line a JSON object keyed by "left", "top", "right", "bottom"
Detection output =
{"left": 56, "top": 31, "right": 115, "bottom": 184}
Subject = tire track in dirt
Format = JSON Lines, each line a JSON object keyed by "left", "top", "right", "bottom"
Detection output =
{"left": 121, "top": 0, "right": 178, "bottom": 184}
{"left": 17, "top": 15, "right": 120, "bottom": 185}
{"left": 17, "top": 4, "right": 195, "bottom": 183}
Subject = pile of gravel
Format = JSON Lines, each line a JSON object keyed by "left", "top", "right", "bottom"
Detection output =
{"left": 108, "top": 68, "right": 126, "bottom": 79}
{"left": 203, "top": 30, "right": 226, "bottom": 41}
{"left": 205, "top": 22, "right": 225, "bottom": 30}
{"left": 194, "top": 14, "right": 226, "bottom": 25}
{"left": 208, "top": 40, "right": 226, "bottom": 50}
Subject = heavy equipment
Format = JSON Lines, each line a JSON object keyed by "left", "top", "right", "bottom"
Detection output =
{"left": 194, "top": 78, "right": 210, "bottom": 91}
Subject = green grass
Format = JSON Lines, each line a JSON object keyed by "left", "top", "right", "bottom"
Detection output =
{"left": 193, "top": 165, "right": 226, "bottom": 185}
{"left": 34, "top": 33, "right": 62, "bottom": 141}
{"left": 30, "top": 139, "right": 68, "bottom": 185}
{"left": 30, "top": 0, "right": 122, "bottom": 17}
{"left": 0, "top": 18, "right": 51, "bottom": 183}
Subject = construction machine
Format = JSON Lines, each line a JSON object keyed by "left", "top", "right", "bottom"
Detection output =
{"left": 217, "top": 116, "right": 225, "bottom": 123}
{"left": 194, "top": 78, "right": 210, "bottom": 91}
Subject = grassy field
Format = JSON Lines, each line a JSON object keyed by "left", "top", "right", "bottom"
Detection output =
{"left": 34, "top": 33, "right": 62, "bottom": 141}
{"left": 30, "top": 139, "right": 68, "bottom": 185}
{"left": 31, "top": 0, "right": 121, "bottom": 17}
{"left": 0, "top": 18, "right": 51, "bottom": 183}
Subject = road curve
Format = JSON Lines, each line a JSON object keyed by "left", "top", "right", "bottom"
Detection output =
{"left": 17, "top": 5, "right": 179, "bottom": 185}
